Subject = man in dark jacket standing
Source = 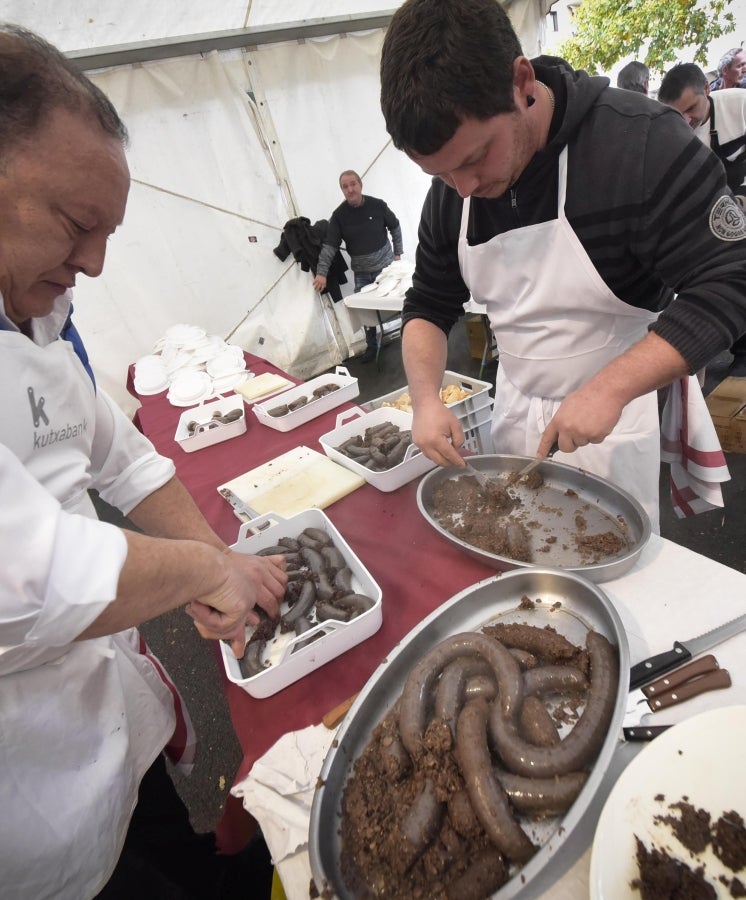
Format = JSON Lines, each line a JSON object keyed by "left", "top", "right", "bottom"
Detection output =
{"left": 313, "top": 170, "right": 403, "bottom": 362}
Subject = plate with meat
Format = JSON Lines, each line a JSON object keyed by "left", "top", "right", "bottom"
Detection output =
{"left": 309, "top": 566, "right": 630, "bottom": 899}
{"left": 590, "top": 705, "right": 746, "bottom": 899}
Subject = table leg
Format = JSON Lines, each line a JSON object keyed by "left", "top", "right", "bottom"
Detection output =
{"left": 375, "top": 312, "right": 384, "bottom": 367}
{"left": 479, "top": 314, "right": 497, "bottom": 380}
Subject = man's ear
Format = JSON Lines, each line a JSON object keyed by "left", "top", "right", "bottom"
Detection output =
{"left": 512, "top": 56, "right": 536, "bottom": 109}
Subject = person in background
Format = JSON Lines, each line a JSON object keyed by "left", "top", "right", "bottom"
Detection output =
{"left": 0, "top": 23, "right": 286, "bottom": 899}
{"left": 616, "top": 60, "right": 649, "bottom": 94}
{"left": 312, "top": 170, "right": 403, "bottom": 362}
{"left": 379, "top": 0, "right": 746, "bottom": 531}
{"left": 659, "top": 61, "right": 746, "bottom": 377}
{"left": 710, "top": 47, "right": 746, "bottom": 91}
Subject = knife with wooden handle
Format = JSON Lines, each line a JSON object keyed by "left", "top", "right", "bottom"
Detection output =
{"left": 628, "top": 612, "right": 746, "bottom": 690}
{"left": 623, "top": 654, "right": 732, "bottom": 740}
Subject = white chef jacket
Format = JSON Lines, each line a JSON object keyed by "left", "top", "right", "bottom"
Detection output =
{"left": 0, "top": 291, "right": 183, "bottom": 899}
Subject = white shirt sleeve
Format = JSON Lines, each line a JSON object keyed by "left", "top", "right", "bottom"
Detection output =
{"left": 88, "top": 387, "right": 175, "bottom": 515}
{"left": 0, "top": 443, "right": 128, "bottom": 672}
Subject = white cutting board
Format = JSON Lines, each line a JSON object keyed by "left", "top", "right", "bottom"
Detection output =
{"left": 217, "top": 446, "right": 365, "bottom": 518}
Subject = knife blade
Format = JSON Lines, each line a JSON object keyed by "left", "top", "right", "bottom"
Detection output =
{"left": 623, "top": 654, "right": 731, "bottom": 740}
{"left": 629, "top": 612, "right": 746, "bottom": 690}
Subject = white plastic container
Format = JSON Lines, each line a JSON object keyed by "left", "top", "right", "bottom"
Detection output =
{"left": 318, "top": 406, "right": 436, "bottom": 492}
{"left": 363, "top": 370, "right": 492, "bottom": 418}
{"left": 252, "top": 366, "right": 359, "bottom": 432}
{"left": 221, "top": 508, "right": 382, "bottom": 698}
{"left": 174, "top": 394, "right": 246, "bottom": 453}
{"left": 363, "top": 370, "right": 494, "bottom": 454}
{"left": 462, "top": 409, "right": 494, "bottom": 455}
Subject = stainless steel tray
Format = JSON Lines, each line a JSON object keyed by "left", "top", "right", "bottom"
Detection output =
{"left": 417, "top": 454, "right": 650, "bottom": 583}
{"left": 309, "top": 567, "right": 630, "bottom": 900}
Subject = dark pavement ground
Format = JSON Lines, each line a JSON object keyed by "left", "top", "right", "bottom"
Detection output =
{"left": 98, "top": 317, "right": 746, "bottom": 853}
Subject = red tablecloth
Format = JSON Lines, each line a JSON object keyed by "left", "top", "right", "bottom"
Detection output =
{"left": 129, "top": 353, "right": 497, "bottom": 848}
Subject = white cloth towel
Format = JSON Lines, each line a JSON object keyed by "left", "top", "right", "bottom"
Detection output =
{"left": 660, "top": 375, "right": 730, "bottom": 516}
{"left": 231, "top": 723, "right": 337, "bottom": 864}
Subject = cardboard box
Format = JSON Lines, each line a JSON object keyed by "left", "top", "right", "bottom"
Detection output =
{"left": 464, "top": 313, "right": 497, "bottom": 361}
{"left": 465, "top": 314, "right": 487, "bottom": 359}
{"left": 705, "top": 377, "right": 746, "bottom": 453}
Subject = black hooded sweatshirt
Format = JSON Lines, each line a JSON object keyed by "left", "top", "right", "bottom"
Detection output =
{"left": 402, "top": 57, "right": 746, "bottom": 374}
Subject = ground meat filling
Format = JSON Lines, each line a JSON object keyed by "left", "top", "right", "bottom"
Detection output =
{"left": 337, "top": 622, "right": 617, "bottom": 899}
{"left": 632, "top": 800, "right": 746, "bottom": 899}
{"left": 430, "top": 472, "right": 629, "bottom": 566}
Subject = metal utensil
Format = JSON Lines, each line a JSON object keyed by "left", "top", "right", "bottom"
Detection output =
{"left": 217, "top": 486, "right": 259, "bottom": 522}
{"left": 623, "top": 654, "right": 732, "bottom": 740}
{"left": 629, "top": 612, "right": 746, "bottom": 689}
{"left": 461, "top": 458, "right": 500, "bottom": 490}
{"left": 504, "top": 440, "right": 560, "bottom": 487}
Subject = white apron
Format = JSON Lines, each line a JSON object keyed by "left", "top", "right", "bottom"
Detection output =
{"left": 458, "top": 147, "right": 661, "bottom": 531}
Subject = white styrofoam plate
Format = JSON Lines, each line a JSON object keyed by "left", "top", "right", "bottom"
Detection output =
{"left": 590, "top": 705, "right": 746, "bottom": 899}
{"left": 168, "top": 370, "right": 213, "bottom": 403}
{"left": 133, "top": 378, "right": 169, "bottom": 396}
{"left": 211, "top": 371, "right": 249, "bottom": 393}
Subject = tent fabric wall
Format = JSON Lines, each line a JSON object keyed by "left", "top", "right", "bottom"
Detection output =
{"left": 0, "top": 2, "right": 549, "bottom": 415}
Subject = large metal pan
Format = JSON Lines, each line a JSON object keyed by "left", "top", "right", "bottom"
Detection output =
{"left": 417, "top": 454, "right": 650, "bottom": 583}
{"left": 309, "top": 567, "right": 630, "bottom": 899}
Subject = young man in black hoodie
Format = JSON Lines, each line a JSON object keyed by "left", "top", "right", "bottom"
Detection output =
{"left": 380, "top": 0, "right": 746, "bottom": 531}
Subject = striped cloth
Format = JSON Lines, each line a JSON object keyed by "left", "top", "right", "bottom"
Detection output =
{"left": 661, "top": 375, "right": 731, "bottom": 517}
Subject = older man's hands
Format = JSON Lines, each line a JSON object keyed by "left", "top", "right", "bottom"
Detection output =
{"left": 186, "top": 551, "right": 287, "bottom": 658}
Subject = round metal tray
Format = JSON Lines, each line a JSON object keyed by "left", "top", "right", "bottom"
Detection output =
{"left": 417, "top": 454, "right": 651, "bottom": 583}
{"left": 309, "top": 568, "right": 631, "bottom": 900}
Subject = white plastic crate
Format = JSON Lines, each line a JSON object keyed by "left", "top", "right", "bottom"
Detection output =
{"left": 462, "top": 409, "right": 494, "bottom": 454}
{"left": 363, "top": 369, "right": 492, "bottom": 421}
{"left": 173, "top": 394, "right": 246, "bottom": 453}
{"left": 252, "top": 366, "right": 359, "bottom": 432}
{"left": 221, "top": 509, "right": 382, "bottom": 698}
{"left": 318, "top": 406, "right": 436, "bottom": 492}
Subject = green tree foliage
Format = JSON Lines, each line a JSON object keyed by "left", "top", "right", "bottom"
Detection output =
{"left": 556, "top": 0, "right": 736, "bottom": 74}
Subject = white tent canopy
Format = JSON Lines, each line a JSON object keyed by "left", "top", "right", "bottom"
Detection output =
{"left": 0, "top": 1, "right": 554, "bottom": 414}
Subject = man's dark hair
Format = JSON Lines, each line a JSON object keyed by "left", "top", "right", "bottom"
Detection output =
{"left": 380, "top": 0, "right": 522, "bottom": 156}
{"left": 616, "top": 60, "right": 649, "bottom": 94}
{"left": 0, "top": 23, "right": 128, "bottom": 158}
{"left": 658, "top": 62, "right": 708, "bottom": 105}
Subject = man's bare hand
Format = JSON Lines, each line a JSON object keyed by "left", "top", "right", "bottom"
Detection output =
{"left": 313, "top": 274, "right": 327, "bottom": 292}
{"left": 411, "top": 400, "right": 466, "bottom": 468}
{"left": 185, "top": 552, "right": 287, "bottom": 657}
{"left": 541, "top": 384, "right": 626, "bottom": 456}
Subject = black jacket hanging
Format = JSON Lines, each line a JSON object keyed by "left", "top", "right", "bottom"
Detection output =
{"left": 273, "top": 217, "right": 348, "bottom": 301}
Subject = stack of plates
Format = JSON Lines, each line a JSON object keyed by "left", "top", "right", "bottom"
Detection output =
{"left": 133, "top": 355, "right": 169, "bottom": 395}
{"left": 206, "top": 346, "right": 249, "bottom": 393}
{"left": 167, "top": 370, "right": 214, "bottom": 407}
{"left": 134, "top": 323, "right": 253, "bottom": 407}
